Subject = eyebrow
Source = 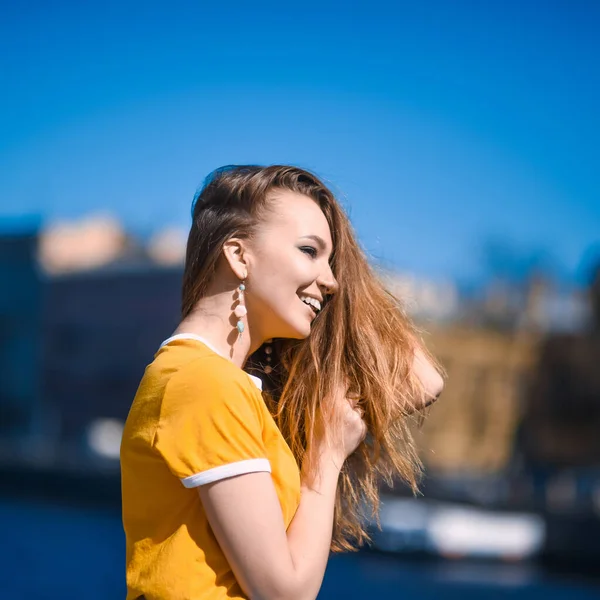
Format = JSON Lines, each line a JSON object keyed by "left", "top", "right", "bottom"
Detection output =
{"left": 299, "top": 235, "right": 328, "bottom": 250}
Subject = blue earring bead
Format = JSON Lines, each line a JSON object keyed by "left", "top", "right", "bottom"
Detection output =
{"left": 235, "top": 281, "right": 246, "bottom": 338}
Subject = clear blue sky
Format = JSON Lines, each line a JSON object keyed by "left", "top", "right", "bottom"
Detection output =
{"left": 1, "top": 1, "right": 598, "bottom": 284}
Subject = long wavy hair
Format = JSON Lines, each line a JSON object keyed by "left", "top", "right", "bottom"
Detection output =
{"left": 182, "top": 165, "right": 436, "bottom": 551}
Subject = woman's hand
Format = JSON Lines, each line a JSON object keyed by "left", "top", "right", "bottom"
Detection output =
{"left": 311, "top": 385, "right": 368, "bottom": 469}
{"left": 336, "top": 393, "right": 368, "bottom": 460}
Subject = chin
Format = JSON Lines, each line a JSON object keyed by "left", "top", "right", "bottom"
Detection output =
{"left": 278, "top": 320, "right": 312, "bottom": 340}
{"left": 296, "top": 328, "right": 311, "bottom": 339}
{"left": 268, "top": 309, "right": 314, "bottom": 340}
{"left": 286, "top": 327, "right": 311, "bottom": 340}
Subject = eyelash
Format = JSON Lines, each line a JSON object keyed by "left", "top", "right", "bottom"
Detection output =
{"left": 300, "top": 246, "right": 318, "bottom": 258}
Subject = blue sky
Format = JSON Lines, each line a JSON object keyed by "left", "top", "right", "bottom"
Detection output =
{"left": 1, "top": 1, "right": 598, "bottom": 284}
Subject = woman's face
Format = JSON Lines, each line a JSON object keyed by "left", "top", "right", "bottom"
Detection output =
{"left": 244, "top": 190, "right": 337, "bottom": 342}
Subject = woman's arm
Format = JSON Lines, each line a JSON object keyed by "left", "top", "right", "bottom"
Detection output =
{"left": 198, "top": 396, "right": 365, "bottom": 600}
{"left": 199, "top": 454, "right": 339, "bottom": 600}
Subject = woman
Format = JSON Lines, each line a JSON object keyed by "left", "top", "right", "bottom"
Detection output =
{"left": 121, "top": 165, "right": 443, "bottom": 600}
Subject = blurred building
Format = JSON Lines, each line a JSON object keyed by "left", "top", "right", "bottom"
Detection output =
{"left": 416, "top": 325, "right": 537, "bottom": 474}
{"left": 39, "top": 214, "right": 129, "bottom": 274}
{"left": 460, "top": 275, "right": 591, "bottom": 334}
{"left": 517, "top": 264, "right": 600, "bottom": 471}
{"left": 415, "top": 263, "right": 600, "bottom": 524}
{"left": 0, "top": 222, "right": 42, "bottom": 440}
{"left": 42, "top": 266, "right": 182, "bottom": 455}
{"left": 1, "top": 217, "right": 185, "bottom": 459}
{"left": 147, "top": 226, "right": 187, "bottom": 266}
{"left": 381, "top": 270, "right": 460, "bottom": 322}
{"left": 37, "top": 214, "right": 187, "bottom": 273}
{"left": 1, "top": 217, "right": 599, "bottom": 489}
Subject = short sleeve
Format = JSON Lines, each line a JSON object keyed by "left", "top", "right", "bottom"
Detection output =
{"left": 154, "top": 357, "right": 270, "bottom": 488}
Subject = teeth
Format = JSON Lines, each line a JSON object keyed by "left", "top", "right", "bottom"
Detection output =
{"left": 300, "top": 296, "right": 321, "bottom": 312}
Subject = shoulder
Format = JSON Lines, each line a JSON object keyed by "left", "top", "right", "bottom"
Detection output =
{"left": 162, "top": 353, "right": 262, "bottom": 413}
{"left": 152, "top": 351, "right": 270, "bottom": 482}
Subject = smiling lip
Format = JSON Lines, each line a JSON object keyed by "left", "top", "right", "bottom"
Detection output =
{"left": 298, "top": 293, "right": 322, "bottom": 312}
{"left": 299, "top": 296, "right": 318, "bottom": 319}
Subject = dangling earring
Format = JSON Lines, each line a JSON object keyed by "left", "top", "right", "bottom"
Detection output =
{"left": 264, "top": 339, "right": 273, "bottom": 374}
{"left": 234, "top": 281, "right": 247, "bottom": 339}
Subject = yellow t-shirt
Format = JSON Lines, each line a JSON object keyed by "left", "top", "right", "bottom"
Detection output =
{"left": 120, "top": 334, "right": 301, "bottom": 600}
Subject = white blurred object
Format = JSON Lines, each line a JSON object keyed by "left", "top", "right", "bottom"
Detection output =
{"left": 428, "top": 505, "right": 545, "bottom": 558}
{"left": 376, "top": 495, "right": 545, "bottom": 560}
{"left": 87, "top": 418, "right": 124, "bottom": 460}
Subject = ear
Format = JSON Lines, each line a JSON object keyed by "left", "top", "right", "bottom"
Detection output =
{"left": 222, "top": 237, "right": 249, "bottom": 281}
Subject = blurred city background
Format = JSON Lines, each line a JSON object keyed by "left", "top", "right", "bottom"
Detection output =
{"left": 1, "top": 1, "right": 599, "bottom": 598}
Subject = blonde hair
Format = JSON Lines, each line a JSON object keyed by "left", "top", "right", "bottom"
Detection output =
{"left": 183, "top": 165, "right": 436, "bottom": 550}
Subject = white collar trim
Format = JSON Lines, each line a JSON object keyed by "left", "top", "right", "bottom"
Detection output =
{"left": 159, "top": 333, "right": 263, "bottom": 391}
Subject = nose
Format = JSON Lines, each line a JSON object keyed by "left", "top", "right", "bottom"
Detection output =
{"left": 317, "top": 264, "right": 338, "bottom": 296}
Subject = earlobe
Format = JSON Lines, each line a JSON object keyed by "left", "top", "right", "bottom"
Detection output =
{"left": 222, "top": 238, "right": 249, "bottom": 281}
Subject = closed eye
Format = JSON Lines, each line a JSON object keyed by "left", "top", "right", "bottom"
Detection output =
{"left": 300, "top": 246, "right": 318, "bottom": 258}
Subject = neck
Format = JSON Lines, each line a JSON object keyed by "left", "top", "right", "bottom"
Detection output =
{"left": 174, "top": 292, "right": 260, "bottom": 368}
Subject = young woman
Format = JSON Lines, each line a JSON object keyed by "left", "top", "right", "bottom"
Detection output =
{"left": 120, "top": 165, "right": 443, "bottom": 600}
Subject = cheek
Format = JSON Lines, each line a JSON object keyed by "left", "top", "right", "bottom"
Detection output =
{"left": 248, "top": 240, "right": 320, "bottom": 310}
{"left": 247, "top": 263, "right": 294, "bottom": 308}
{"left": 288, "top": 251, "right": 318, "bottom": 281}
{"left": 256, "top": 247, "right": 314, "bottom": 288}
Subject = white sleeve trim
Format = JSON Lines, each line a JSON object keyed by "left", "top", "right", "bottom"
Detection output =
{"left": 181, "top": 458, "right": 271, "bottom": 488}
